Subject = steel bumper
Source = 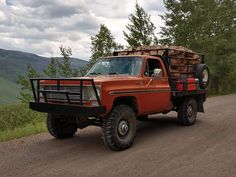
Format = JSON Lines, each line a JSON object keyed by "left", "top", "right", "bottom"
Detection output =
{"left": 29, "top": 102, "right": 106, "bottom": 116}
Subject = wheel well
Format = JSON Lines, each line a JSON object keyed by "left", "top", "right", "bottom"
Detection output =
{"left": 113, "top": 96, "right": 138, "bottom": 113}
{"left": 174, "top": 94, "right": 205, "bottom": 113}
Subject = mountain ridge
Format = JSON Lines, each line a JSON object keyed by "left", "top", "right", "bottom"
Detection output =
{"left": 0, "top": 48, "right": 88, "bottom": 82}
{"left": 0, "top": 48, "right": 88, "bottom": 105}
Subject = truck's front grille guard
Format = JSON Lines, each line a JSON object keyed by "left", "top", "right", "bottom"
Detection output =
{"left": 30, "top": 78, "right": 101, "bottom": 106}
{"left": 42, "top": 86, "right": 89, "bottom": 101}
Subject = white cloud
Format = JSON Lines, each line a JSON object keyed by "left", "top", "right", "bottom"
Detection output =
{"left": 0, "top": 0, "right": 166, "bottom": 60}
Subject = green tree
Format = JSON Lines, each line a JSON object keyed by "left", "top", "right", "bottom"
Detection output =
{"left": 18, "top": 65, "right": 41, "bottom": 103}
{"left": 43, "top": 57, "right": 58, "bottom": 78}
{"left": 18, "top": 46, "right": 80, "bottom": 103}
{"left": 87, "top": 24, "right": 123, "bottom": 70}
{"left": 57, "top": 46, "right": 78, "bottom": 77}
{"left": 160, "top": 0, "right": 236, "bottom": 93}
{"left": 123, "top": 2, "right": 158, "bottom": 48}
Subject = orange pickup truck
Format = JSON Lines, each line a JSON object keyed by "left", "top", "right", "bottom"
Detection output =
{"left": 29, "top": 46, "right": 209, "bottom": 151}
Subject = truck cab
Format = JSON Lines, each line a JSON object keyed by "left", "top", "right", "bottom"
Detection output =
{"left": 85, "top": 55, "right": 172, "bottom": 116}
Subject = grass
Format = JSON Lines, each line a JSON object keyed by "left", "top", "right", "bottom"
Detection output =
{"left": 0, "top": 77, "right": 20, "bottom": 105}
{"left": 0, "top": 121, "right": 46, "bottom": 142}
{"left": 0, "top": 103, "right": 46, "bottom": 142}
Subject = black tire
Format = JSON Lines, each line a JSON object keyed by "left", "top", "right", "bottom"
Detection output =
{"left": 102, "top": 105, "right": 136, "bottom": 151}
{"left": 178, "top": 98, "right": 197, "bottom": 126}
{"left": 137, "top": 115, "right": 148, "bottom": 121}
{"left": 47, "top": 113, "right": 77, "bottom": 139}
{"left": 195, "top": 64, "right": 209, "bottom": 89}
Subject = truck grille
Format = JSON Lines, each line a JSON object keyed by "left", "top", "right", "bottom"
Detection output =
{"left": 41, "top": 86, "right": 89, "bottom": 102}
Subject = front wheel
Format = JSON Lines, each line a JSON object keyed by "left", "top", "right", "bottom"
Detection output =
{"left": 102, "top": 105, "right": 136, "bottom": 151}
{"left": 178, "top": 98, "right": 197, "bottom": 126}
{"left": 47, "top": 113, "right": 77, "bottom": 139}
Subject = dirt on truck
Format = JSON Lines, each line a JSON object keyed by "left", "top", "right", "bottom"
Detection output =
{"left": 29, "top": 45, "right": 210, "bottom": 151}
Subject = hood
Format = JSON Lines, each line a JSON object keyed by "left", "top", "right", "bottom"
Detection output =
{"left": 90, "top": 75, "right": 144, "bottom": 87}
{"left": 40, "top": 75, "right": 142, "bottom": 86}
{"left": 92, "top": 75, "right": 141, "bottom": 83}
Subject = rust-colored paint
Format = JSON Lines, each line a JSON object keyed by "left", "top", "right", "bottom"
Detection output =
{"left": 41, "top": 56, "right": 174, "bottom": 115}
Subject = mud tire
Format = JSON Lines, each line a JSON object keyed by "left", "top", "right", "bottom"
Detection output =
{"left": 102, "top": 105, "right": 136, "bottom": 151}
{"left": 47, "top": 113, "right": 77, "bottom": 139}
{"left": 178, "top": 98, "right": 197, "bottom": 126}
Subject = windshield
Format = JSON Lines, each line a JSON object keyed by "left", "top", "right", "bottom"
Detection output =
{"left": 86, "top": 57, "right": 143, "bottom": 76}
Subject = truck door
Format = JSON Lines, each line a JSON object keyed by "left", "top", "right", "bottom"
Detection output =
{"left": 141, "top": 58, "right": 172, "bottom": 114}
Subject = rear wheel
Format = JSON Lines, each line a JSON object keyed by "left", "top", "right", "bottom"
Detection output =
{"left": 47, "top": 113, "right": 77, "bottom": 139}
{"left": 102, "top": 105, "right": 136, "bottom": 151}
{"left": 178, "top": 98, "right": 197, "bottom": 126}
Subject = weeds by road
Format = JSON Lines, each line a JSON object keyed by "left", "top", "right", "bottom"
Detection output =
{"left": 0, "top": 104, "right": 46, "bottom": 141}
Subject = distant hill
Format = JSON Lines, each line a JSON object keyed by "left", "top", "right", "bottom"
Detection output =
{"left": 0, "top": 48, "right": 88, "bottom": 105}
{"left": 0, "top": 48, "right": 88, "bottom": 82}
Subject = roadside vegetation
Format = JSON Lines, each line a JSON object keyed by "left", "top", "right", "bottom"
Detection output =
{"left": 0, "top": 104, "right": 46, "bottom": 142}
{"left": 1, "top": 1, "right": 235, "bottom": 141}
{"left": 0, "top": 77, "right": 19, "bottom": 105}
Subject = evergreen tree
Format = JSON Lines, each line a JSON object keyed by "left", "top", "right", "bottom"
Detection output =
{"left": 87, "top": 24, "right": 123, "bottom": 70}
{"left": 18, "top": 65, "right": 41, "bottom": 103}
{"left": 18, "top": 46, "right": 79, "bottom": 103}
{"left": 57, "top": 46, "right": 78, "bottom": 77}
{"left": 44, "top": 57, "right": 58, "bottom": 78}
{"left": 123, "top": 2, "right": 158, "bottom": 48}
{"left": 160, "top": 0, "right": 236, "bottom": 93}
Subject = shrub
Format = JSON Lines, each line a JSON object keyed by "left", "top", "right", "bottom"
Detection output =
{"left": 0, "top": 104, "right": 45, "bottom": 131}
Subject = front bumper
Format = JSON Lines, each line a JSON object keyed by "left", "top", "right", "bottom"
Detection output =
{"left": 29, "top": 102, "right": 106, "bottom": 116}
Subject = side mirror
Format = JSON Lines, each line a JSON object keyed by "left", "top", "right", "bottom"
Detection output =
{"left": 153, "top": 68, "right": 163, "bottom": 80}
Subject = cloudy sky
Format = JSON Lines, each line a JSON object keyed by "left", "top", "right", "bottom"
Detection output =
{"left": 0, "top": 0, "right": 166, "bottom": 60}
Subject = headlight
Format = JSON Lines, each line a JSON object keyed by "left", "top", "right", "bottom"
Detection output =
{"left": 86, "top": 86, "right": 101, "bottom": 100}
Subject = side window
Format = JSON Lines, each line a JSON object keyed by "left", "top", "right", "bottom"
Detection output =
{"left": 144, "top": 59, "right": 162, "bottom": 77}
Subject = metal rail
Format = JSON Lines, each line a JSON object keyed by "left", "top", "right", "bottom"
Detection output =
{"left": 30, "top": 78, "right": 101, "bottom": 106}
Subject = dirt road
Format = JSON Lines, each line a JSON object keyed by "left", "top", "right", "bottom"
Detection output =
{"left": 0, "top": 94, "right": 236, "bottom": 177}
